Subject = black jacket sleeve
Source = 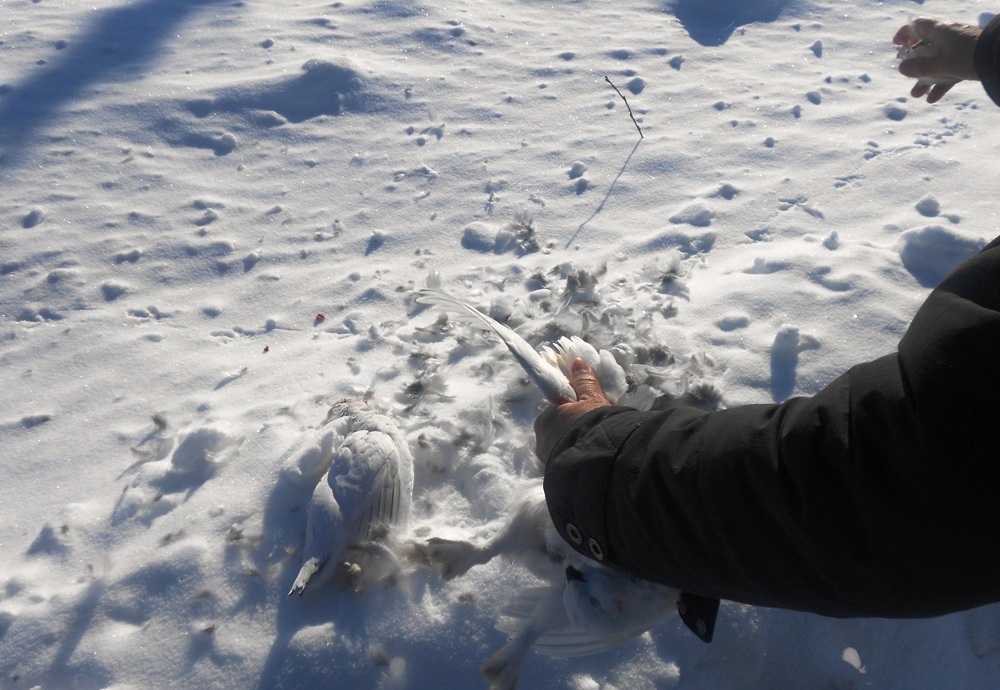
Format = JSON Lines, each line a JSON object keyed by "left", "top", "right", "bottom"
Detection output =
{"left": 542, "top": 235, "right": 1000, "bottom": 621}
{"left": 976, "top": 14, "right": 1000, "bottom": 105}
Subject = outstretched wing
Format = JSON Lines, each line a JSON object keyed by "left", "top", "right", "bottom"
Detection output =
{"left": 416, "top": 288, "right": 576, "bottom": 403}
{"left": 496, "top": 587, "right": 666, "bottom": 658}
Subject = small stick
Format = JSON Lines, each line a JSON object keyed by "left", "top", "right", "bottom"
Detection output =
{"left": 605, "top": 76, "right": 643, "bottom": 139}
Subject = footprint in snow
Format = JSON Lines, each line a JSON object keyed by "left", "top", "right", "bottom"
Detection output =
{"left": 898, "top": 226, "right": 985, "bottom": 287}
{"left": 669, "top": 202, "right": 714, "bottom": 228}
{"left": 188, "top": 60, "right": 389, "bottom": 123}
{"left": 113, "top": 418, "right": 243, "bottom": 524}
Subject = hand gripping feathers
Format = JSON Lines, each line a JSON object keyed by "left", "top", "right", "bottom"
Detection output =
{"left": 415, "top": 288, "right": 628, "bottom": 407}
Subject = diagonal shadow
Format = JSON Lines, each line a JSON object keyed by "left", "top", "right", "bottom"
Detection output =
{"left": 39, "top": 577, "right": 110, "bottom": 688}
{"left": 0, "top": 0, "right": 229, "bottom": 167}
{"left": 564, "top": 138, "right": 642, "bottom": 249}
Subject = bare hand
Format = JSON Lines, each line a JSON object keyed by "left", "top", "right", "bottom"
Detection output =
{"left": 894, "top": 18, "right": 982, "bottom": 103}
{"left": 534, "top": 358, "right": 611, "bottom": 462}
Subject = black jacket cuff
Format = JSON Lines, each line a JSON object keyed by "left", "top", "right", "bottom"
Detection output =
{"left": 542, "top": 407, "right": 643, "bottom": 565}
{"left": 543, "top": 405, "right": 722, "bottom": 643}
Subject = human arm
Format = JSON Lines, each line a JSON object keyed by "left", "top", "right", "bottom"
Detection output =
{"left": 537, "top": 368, "right": 912, "bottom": 617}
{"left": 537, "top": 236, "right": 1000, "bottom": 622}
{"left": 539, "top": 364, "right": 1000, "bottom": 619}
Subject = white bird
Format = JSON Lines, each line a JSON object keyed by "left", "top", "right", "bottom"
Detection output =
{"left": 415, "top": 288, "right": 628, "bottom": 405}
{"left": 288, "top": 401, "right": 414, "bottom": 597}
{"left": 419, "top": 483, "right": 678, "bottom": 690}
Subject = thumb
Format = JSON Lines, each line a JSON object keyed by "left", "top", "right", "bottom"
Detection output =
{"left": 569, "top": 358, "right": 607, "bottom": 402}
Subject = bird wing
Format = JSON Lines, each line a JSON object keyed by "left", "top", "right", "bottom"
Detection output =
{"left": 289, "top": 477, "right": 344, "bottom": 596}
{"left": 341, "top": 409, "right": 415, "bottom": 499}
{"left": 415, "top": 288, "right": 576, "bottom": 403}
{"left": 329, "top": 429, "right": 409, "bottom": 544}
{"left": 496, "top": 587, "right": 661, "bottom": 658}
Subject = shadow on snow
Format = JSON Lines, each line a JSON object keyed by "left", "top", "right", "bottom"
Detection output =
{"left": 0, "top": 0, "right": 230, "bottom": 166}
{"left": 665, "top": 0, "right": 798, "bottom": 47}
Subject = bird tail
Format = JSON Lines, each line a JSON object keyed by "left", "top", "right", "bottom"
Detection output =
{"left": 541, "top": 337, "right": 628, "bottom": 404}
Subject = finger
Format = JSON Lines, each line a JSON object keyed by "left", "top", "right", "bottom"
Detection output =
{"left": 926, "top": 82, "right": 955, "bottom": 104}
{"left": 569, "top": 358, "right": 609, "bottom": 404}
{"left": 892, "top": 24, "right": 916, "bottom": 46}
{"left": 910, "top": 82, "right": 931, "bottom": 99}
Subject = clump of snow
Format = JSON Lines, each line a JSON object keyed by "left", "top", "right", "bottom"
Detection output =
{"left": 568, "top": 161, "right": 587, "bottom": 180}
{"left": 916, "top": 194, "right": 941, "bottom": 217}
{"left": 669, "top": 202, "right": 714, "bottom": 227}
{"left": 884, "top": 101, "right": 909, "bottom": 121}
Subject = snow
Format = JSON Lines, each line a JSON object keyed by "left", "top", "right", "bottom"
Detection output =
{"left": 3, "top": 0, "right": 1000, "bottom": 688}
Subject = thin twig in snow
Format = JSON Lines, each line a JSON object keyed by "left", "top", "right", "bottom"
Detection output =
{"left": 605, "top": 76, "right": 643, "bottom": 139}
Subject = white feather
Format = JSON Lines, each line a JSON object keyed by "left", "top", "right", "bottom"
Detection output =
{"left": 481, "top": 585, "right": 569, "bottom": 690}
{"left": 540, "top": 336, "right": 628, "bottom": 404}
{"left": 497, "top": 587, "right": 660, "bottom": 658}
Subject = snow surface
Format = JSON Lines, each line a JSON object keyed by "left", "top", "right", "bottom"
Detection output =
{"left": 3, "top": 0, "right": 1000, "bottom": 688}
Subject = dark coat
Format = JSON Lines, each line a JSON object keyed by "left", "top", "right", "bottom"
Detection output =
{"left": 977, "top": 14, "right": 1000, "bottom": 105}
{"left": 539, "top": 227, "right": 1000, "bottom": 641}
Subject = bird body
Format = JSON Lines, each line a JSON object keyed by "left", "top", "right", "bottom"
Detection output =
{"left": 420, "top": 483, "right": 677, "bottom": 689}
{"left": 289, "top": 402, "right": 413, "bottom": 597}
